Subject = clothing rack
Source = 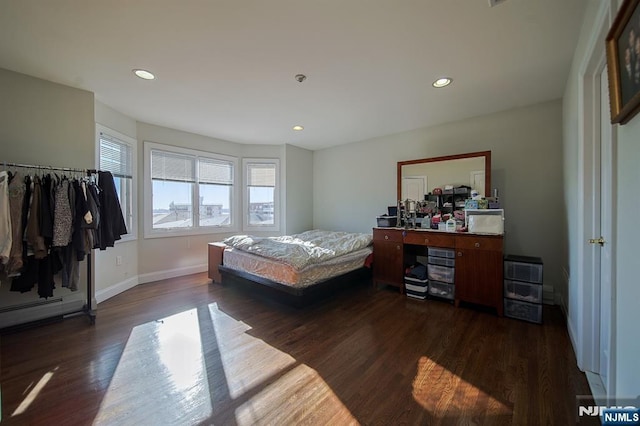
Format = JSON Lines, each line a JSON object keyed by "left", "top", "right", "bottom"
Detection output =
{"left": 2, "top": 161, "right": 99, "bottom": 328}
{"left": 3, "top": 161, "right": 97, "bottom": 176}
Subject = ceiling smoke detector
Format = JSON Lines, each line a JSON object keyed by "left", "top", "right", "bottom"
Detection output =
{"left": 488, "top": 0, "right": 508, "bottom": 7}
{"left": 295, "top": 74, "right": 307, "bottom": 83}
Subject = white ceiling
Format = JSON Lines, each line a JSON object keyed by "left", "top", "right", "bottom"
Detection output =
{"left": 0, "top": 0, "right": 588, "bottom": 151}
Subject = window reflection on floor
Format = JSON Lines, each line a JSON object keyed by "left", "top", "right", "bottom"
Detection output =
{"left": 92, "top": 304, "right": 357, "bottom": 425}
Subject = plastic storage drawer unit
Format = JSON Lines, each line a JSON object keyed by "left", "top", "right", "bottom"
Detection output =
{"left": 428, "top": 281, "right": 455, "bottom": 300}
{"left": 427, "top": 256, "right": 455, "bottom": 267}
{"left": 427, "top": 247, "right": 455, "bottom": 259}
{"left": 504, "top": 299, "right": 542, "bottom": 324}
{"left": 504, "top": 255, "right": 543, "bottom": 284}
{"left": 427, "top": 264, "right": 455, "bottom": 284}
{"left": 504, "top": 280, "right": 543, "bottom": 304}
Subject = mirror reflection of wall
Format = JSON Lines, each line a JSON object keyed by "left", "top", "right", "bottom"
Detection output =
{"left": 401, "top": 156, "right": 486, "bottom": 199}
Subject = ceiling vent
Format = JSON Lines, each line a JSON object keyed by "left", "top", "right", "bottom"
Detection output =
{"left": 488, "top": 0, "right": 508, "bottom": 7}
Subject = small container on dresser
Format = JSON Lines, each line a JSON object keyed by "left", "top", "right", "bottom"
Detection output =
{"left": 427, "top": 247, "right": 455, "bottom": 301}
{"left": 503, "top": 255, "right": 543, "bottom": 324}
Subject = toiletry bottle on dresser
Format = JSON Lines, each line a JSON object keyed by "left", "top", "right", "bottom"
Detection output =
{"left": 446, "top": 216, "right": 456, "bottom": 232}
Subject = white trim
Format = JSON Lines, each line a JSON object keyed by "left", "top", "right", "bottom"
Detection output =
{"left": 575, "top": 0, "right": 617, "bottom": 398}
{"left": 95, "top": 276, "right": 139, "bottom": 304}
{"left": 242, "top": 158, "right": 281, "bottom": 232}
{"left": 143, "top": 141, "right": 240, "bottom": 238}
{"left": 137, "top": 263, "right": 208, "bottom": 284}
{"left": 96, "top": 123, "right": 138, "bottom": 242}
{"left": 574, "top": 0, "right": 609, "bottom": 373}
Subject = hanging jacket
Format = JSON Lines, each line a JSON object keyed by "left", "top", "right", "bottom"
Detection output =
{"left": 26, "top": 177, "right": 47, "bottom": 259}
{"left": 0, "top": 171, "right": 11, "bottom": 265}
{"left": 97, "top": 171, "right": 127, "bottom": 250}
{"left": 6, "top": 172, "right": 25, "bottom": 276}
{"left": 52, "top": 179, "right": 73, "bottom": 247}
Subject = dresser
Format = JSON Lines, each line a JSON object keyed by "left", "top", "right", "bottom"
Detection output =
{"left": 373, "top": 227, "right": 504, "bottom": 316}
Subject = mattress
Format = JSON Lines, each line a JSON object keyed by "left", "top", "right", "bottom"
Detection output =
{"left": 222, "top": 246, "right": 373, "bottom": 288}
{"left": 222, "top": 229, "right": 373, "bottom": 270}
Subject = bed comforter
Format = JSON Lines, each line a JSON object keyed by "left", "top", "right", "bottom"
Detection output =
{"left": 223, "top": 229, "right": 372, "bottom": 271}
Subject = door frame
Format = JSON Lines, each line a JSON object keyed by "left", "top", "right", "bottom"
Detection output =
{"left": 575, "top": 0, "right": 617, "bottom": 397}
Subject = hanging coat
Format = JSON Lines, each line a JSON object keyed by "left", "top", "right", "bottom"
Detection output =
{"left": 97, "top": 171, "right": 127, "bottom": 250}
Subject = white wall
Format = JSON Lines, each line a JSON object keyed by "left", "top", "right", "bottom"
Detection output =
{"left": 94, "top": 101, "right": 139, "bottom": 302}
{"left": 314, "top": 100, "right": 566, "bottom": 298}
{"left": 0, "top": 68, "right": 94, "bottom": 167}
{"left": 284, "top": 144, "right": 313, "bottom": 234}
{"left": 615, "top": 116, "right": 640, "bottom": 399}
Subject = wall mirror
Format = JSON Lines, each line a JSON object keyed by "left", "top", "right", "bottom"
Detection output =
{"left": 397, "top": 151, "right": 491, "bottom": 201}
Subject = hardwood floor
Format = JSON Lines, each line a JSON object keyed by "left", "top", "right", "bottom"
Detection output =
{"left": 1, "top": 273, "right": 596, "bottom": 425}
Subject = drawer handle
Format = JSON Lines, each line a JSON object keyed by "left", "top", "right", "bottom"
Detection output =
{"left": 424, "top": 238, "right": 429, "bottom": 244}
{"left": 475, "top": 242, "right": 480, "bottom": 248}
{"left": 385, "top": 235, "right": 389, "bottom": 240}
{"left": 396, "top": 245, "right": 401, "bottom": 250}
{"left": 458, "top": 252, "right": 462, "bottom": 257}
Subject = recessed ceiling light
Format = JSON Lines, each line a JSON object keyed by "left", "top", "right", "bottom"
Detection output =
{"left": 292, "top": 125, "right": 304, "bottom": 131}
{"left": 432, "top": 77, "right": 452, "bottom": 88}
{"left": 133, "top": 69, "right": 155, "bottom": 80}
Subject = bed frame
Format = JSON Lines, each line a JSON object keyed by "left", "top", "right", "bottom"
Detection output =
{"left": 208, "top": 242, "right": 372, "bottom": 307}
{"left": 217, "top": 265, "right": 372, "bottom": 308}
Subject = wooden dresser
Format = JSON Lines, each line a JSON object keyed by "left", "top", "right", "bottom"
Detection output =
{"left": 373, "top": 227, "right": 504, "bottom": 316}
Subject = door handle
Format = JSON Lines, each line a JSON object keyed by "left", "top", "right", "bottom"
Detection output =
{"left": 588, "top": 237, "right": 605, "bottom": 246}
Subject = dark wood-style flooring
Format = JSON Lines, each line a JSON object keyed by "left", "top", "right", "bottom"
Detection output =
{"left": 1, "top": 273, "right": 596, "bottom": 425}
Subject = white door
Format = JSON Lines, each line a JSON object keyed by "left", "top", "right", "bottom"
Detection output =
{"left": 469, "top": 171, "right": 485, "bottom": 197}
{"left": 402, "top": 176, "right": 426, "bottom": 201}
{"left": 596, "top": 65, "right": 614, "bottom": 394}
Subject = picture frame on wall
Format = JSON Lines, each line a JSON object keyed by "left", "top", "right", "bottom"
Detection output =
{"left": 606, "top": 0, "right": 640, "bottom": 124}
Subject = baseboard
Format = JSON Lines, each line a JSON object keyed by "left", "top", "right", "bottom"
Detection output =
{"left": 0, "top": 297, "right": 84, "bottom": 329}
{"left": 543, "top": 283, "right": 555, "bottom": 305}
{"left": 138, "top": 263, "right": 208, "bottom": 285}
{"left": 567, "top": 314, "right": 582, "bottom": 371}
{"left": 96, "top": 276, "right": 139, "bottom": 304}
{"left": 585, "top": 371, "right": 607, "bottom": 406}
{"left": 557, "top": 292, "right": 568, "bottom": 317}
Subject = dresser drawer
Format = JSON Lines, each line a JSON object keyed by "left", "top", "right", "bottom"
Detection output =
{"left": 455, "top": 235, "right": 503, "bottom": 251}
{"left": 373, "top": 228, "right": 403, "bottom": 243}
{"left": 403, "top": 231, "right": 455, "bottom": 248}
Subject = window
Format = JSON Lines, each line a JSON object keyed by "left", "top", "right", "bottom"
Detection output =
{"left": 243, "top": 159, "right": 279, "bottom": 231}
{"left": 97, "top": 125, "right": 136, "bottom": 239}
{"left": 145, "top": 142, "right": 237, "bottom": 237}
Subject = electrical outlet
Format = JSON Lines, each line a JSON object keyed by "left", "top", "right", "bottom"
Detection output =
{"left": 116, "top": 256, "right": 122, "bottom": 266}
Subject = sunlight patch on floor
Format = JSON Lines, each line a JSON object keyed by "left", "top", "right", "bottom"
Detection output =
{"left": 206, "top": 303, "right": 357, "bottom": 425}
{"left": 207, "top": 303, "right": 297, "bottom": 400}
{"left": 90, "top": 304, "right": 357, "bottom": 425}
{"left": 11, "top": 367, "right": 58, "bottom": 417}
{"left": 93, "top": 309, "right": 212, "bottom": 425}
{"left": 234, "top": 364, "right": 358, "bottom": 425}
{"left": 412, "top": 356, "right": 512, "bottom": 418}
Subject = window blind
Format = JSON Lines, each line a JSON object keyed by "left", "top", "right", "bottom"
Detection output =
{"left": 100, "top": 133, "right": 132, "bottom": 178}
{"left": 151, "top": 150, "right": 195, "bottom": 182}
{"left": 247, "top": 163, "right": 275, "bottom": 187}
{"left": 199, "top": 158, "right": 233, "bottom": 185}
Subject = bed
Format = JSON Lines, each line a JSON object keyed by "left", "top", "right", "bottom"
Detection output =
{"left": 209, "top": 229, "right": 374, "bottom": 307}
